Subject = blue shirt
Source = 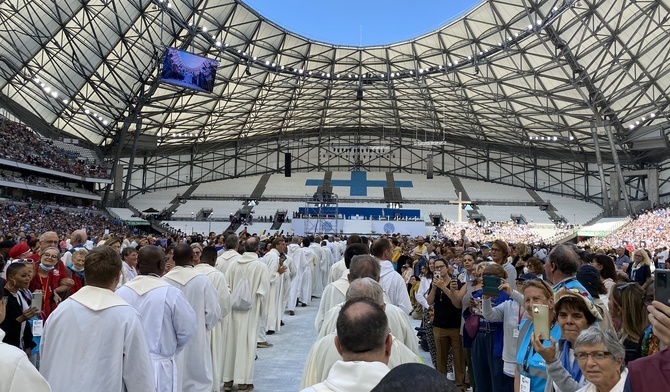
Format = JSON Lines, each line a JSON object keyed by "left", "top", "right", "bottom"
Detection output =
{"left": 516, "top": 320, "right": 562, "bottom": 392}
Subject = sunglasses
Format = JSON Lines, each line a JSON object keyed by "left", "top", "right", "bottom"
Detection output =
{"left": 615, "top": 282, "right": 637, "bottom": 292}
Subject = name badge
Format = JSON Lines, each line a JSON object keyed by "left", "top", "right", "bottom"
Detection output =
{"left": 513, "top": 328, "right": 520, "bottom": 338}
{"left": 519, "top": 374, "right": 531, "bottom": 392}
{"left": 32, "top": 320, "right": 44, "bottom": 337}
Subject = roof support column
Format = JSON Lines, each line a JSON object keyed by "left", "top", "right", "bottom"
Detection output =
{"left": 591, "top": 124, "right": 611, "bottom": 215}
{"left": 603, "top": 121, "right": 632, "bottom": 215}
{"left": 122, "top": 116, "right": 143, "bottom": 202}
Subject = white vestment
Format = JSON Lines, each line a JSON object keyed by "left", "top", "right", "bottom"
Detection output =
{"left": 309, "top": 244, "right": 328, "bottom": 297}
{"left": 325, "top": 241, "right": 339, "bottom": 269}
{"left": 40, "top": 286, "right": 155, "bottom": 392}
{"left": 318, "top": 302, "right": 419, "bottom": 354}
{"left": 314, "top": 273, "right": 349, "bottom": 332}
{"left": 300, "top": 247, "right": 316, "bottom": 304}
{"left": 163, "top": 266, "right": 222, "bottom": 392}
{"left": 116, "top": 275, "right": 197, "bottom": 392}
{"left": 287, "top": 244, "right": 305, "bottom": 312}
{"left": 222, "top": 252, "right": 270, "bottom": 385}
{"left": 328, "top": 259, "right": 346, "bottom": 284}
{"left": 215, "top": 249, "right": 241, "bottom": 275}
{"left": 300, "top": 333, "right": 421, "bottom": 389}
{"left": 193, "top": 263, "right": 232, "bottom": 392}
{"left": 280, "top": 253, "right": 295, "bottom": 310}
{"left": 261, "top": 249, "right": 285, "bottom": 332}
{"left": 116, "top": 261, "right": 138, "bottom": 290}
{"left": 301, "top": 360, "right": 390, "bottom": 392}
{"left": 379, "top": 259, "right": 413, "bottom": 314}
{"left": 0, "top": 330, "right": 51, "bottom": 392}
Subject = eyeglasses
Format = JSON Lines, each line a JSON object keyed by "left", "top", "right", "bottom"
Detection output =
{"left": 434, "top": 265, "right": 446, "bottom": 270}
{"left": 575, "top": 351, "right": 613, "bottom": 361}
{"left": 42, "top": 253, "right": 60, "bottom": 259}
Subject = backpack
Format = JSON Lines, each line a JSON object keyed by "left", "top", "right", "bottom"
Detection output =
{"left": 230, "top": 271, "right": 253, "bottom": 311}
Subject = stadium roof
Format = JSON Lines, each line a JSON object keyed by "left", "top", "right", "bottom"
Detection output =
{"left": 0, "top": 0, "right": 668, "bottom": 163}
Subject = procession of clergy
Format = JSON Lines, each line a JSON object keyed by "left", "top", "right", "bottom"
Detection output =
{"left": 12, "top": 232, "right": 427, "bottom": 392}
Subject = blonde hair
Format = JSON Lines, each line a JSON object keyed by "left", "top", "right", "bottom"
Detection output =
{"left": 522, "top": 279, "right": 553, "bottom": 300}
{"left": 515, "top": 243, "right": 528, "bottom": 258}
{"left": 633, "top": 249, "right": 651, "bottom": 266}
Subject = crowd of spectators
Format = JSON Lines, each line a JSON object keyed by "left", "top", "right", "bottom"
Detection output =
{"left": 0, "top": 172, "right": 96, "bottom": 195}
{"left": 0, "top": 118, "right": 108, "bottom": 178}
{"left": 437, "top": 221, "right": 560, "bottom": 245}
{"left": 0, "top": 202, "right": 126, "bottom": 242}
{"left": 587, "top": 204, "right": 670, "bottom": 250}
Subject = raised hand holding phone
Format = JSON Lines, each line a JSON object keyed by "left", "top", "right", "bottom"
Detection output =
{"left": 532, "top": 304, "right": 550, "bottom": 339}
{"left": 32, "top": 291, "right": 43, "bottom": 312}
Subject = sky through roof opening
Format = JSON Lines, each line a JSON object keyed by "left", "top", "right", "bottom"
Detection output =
{"left": 243, "top": 0, "right": 483, "bottom": 46}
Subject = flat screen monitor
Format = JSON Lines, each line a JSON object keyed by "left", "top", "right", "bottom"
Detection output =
{"left": 160, "top": 47, "right": 218, "bottom": 93}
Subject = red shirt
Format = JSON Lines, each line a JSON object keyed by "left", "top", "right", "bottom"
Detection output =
{"left": 65, "top": 266, "right": 85, "bottom": 296}
{"left": 29, "top": 264, "right": 62, "bottom": 319}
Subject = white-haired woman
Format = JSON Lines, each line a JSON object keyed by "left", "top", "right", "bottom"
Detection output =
{"left": 574, "top": 326, "right": 627, "bottom": 392}
{"left": 627, "top": 249, "right": 652, "bottom": 290}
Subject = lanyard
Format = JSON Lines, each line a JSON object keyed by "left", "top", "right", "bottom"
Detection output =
{"left": 522, "top": 342, "right": 534, "bottom": 374}
{"left": 517, "top": 305, "right": 524, "bottom": 326}
{"left": 560, "top": 341, "right": 583, "bottom": 382}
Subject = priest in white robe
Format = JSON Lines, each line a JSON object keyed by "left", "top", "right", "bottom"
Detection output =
{"left": 300, "top": 297, "right": 395, "bottom": 392}
{"left": 300, "top": 332, "right": 421, "bottom": 389}
{"left": 223, "top": 237, "right": 270, "bottom": 391}
{"left": 327, "top": 235, "right": 361, "bottom": 284}
{"left": 260, "top": 238, "right": 288, "bottom": 334}
{"left": 286, "top": 237, "right": 305, "bottom": 315}
{"left": 309, "top": 238, "right": 326, "bottom": 297}
{"left": 328, "top": 257, "right": 346, "bottom": 284}
{"left": 317, "top": 241, "right": 332, "bottom": 296}
{"left": 215, "top": 234, "right": 241, "bottom": 275}
{"left": 280, "top": 250, "right": 295, "bottom": 312}
{"left": 315, "top": 243, "right": 370, "bottom": 332}
{"left": 163, "top": 244, "right": 222, "bottom": 392}
{"left": 194, "top": 245, "right": 232, "bottom": 392}
{"left": 300, "top": 238, "right": 316, "bottom": 304}
{"left": 317, "top": 279, "right": 420, "bottom": 354}
{"left": 371, "top": 238, "right": 413, "bottom": 314}
{"left": 41, "top": 246, "right": 155, "bottom": 392}
{"left": 116, "top": 245, "right": 197, "bottom": 392}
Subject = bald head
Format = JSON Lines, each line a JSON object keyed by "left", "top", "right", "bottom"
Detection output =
{"left": 138, "top": 245, "right": 166, "bottom": 275}
{"left": 244, "top": 237, "right": 259, "bottom": 253}
{"left": 349, "top": 254, "right": 381, "bottom": 281}
{"left": 71, "top": 230, "right": 87, "bottom": 246}
{"left": 336, "top": 298, "right": 390, "bottom": 363}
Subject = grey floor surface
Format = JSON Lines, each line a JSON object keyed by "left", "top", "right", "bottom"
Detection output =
{"left": 248, "top": 298, "right": 433, "bottom": 392}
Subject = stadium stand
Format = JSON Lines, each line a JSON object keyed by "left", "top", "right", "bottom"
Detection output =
{"left": 0, "top": 117, "right": 108, "bottom": 179}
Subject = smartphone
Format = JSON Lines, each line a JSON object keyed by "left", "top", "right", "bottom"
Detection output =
{"left": 434, "top": 271, "right": 441, "bottom": 279}
{"left": 32, "top": 291, "right": 43, "bottom": 312}
{"left": 532, "top": 304, "right": 550, "bottom": 340}
{"left": 655, "top": 269, "right": 670, "bottom": 305}
{"left": 483, "top": 276, "right": 502, "bottom": 296}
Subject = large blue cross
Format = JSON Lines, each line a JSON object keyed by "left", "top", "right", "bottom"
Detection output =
{"left": 305, "top": 171, "right": 413, "bottom": 197}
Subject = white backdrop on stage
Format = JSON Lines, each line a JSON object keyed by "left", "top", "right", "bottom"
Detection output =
{"left": 292, "top": 219, "right": 427, "bottom": 237}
